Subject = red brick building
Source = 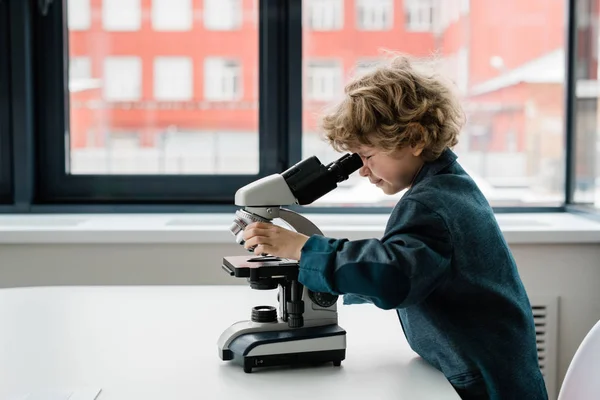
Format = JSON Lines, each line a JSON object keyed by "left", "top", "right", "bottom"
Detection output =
{"left": 66, "top": 0, "right": 585, "bottom": 199}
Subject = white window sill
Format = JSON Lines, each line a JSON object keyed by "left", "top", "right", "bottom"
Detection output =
{"left": 0, "top": 212, "right": 598, "bottom": 244}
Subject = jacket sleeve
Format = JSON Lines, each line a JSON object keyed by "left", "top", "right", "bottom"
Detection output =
{"left": 298, "top": 198, "right": 453, "bottom": 310}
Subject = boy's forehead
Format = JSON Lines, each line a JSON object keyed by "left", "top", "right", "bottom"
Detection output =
{"left": 350, "top": 144, "right": 374, "bottom": 154}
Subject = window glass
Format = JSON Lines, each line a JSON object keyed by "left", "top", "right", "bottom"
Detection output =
{"left": 573, "top": 0, "right": 600, "bottom": 209}
{"left": 67, "top": 0, "right": 259, "bottom": 175}
{"left": 303, "top": 0, "right": 566, "bottom": 207}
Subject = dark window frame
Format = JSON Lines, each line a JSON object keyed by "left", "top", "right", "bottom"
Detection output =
{"left": 28, "top": 0, "right": 300, "bottom": 209}
{"left": 0, "top": 0, "right": 13, "bottom": 204}
{"left": 0, "top": 0, "right": 597, "bottom": 216}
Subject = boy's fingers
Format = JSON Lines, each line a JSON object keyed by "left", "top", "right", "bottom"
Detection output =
{"left": 244, "top": 235, "right": 270, "bottom": 249}
{"left": 243, "top": 227, "right": 271, "bottom": 241}
{"left": 253, "top": 244, "right": 274, "bottom": 256}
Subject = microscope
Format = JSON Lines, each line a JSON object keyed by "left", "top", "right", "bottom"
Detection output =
{"left": 217, "top": 153, "right": 363, "bottom": 373}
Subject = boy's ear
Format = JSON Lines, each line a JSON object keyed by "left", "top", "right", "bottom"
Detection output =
{"left": 411, "top": 143, "right": 424, "bottom": 157}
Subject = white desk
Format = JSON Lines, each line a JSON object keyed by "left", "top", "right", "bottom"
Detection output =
{"left": 0, "top": 286, "right": 460, "bottom": 400}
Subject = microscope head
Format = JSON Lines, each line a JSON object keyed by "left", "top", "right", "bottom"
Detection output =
{"left": 235, "top": 153, "right": 363, "bottom": 207}
{"left": 228, "top": 153, "right": 363, "bottom": 243}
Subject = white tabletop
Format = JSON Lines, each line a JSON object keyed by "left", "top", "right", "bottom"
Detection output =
{"left": 0, "top": 286, "right": 459, "bottom": 400}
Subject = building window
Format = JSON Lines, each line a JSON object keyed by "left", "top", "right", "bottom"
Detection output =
{"left": 102, "top": 0, "right": 141, "bottom": 31}
{"left": 151, "top": 0, "right": 193, "bottom": 31}
{"left": 307, "top": 0, "right": 343, "bottom": 31}
{"left": 352, "top": 58, "right": 381, "bottom": 78}
{"left": 204, "top": 0, "right": 242, "bottom": 30}
{"left": 69, "top": 57, "right": 91, "bottom": 81}
{"left": 67, "top": 0, "right": 91, "bottom": 31}
{"left": 103, "top": 57, "right": 142, "bottom": 101}
{"left": 405, "top": 0, "right": 433, "bottom": 32}
{"left": 460, "top": 0, "right": 470, "bottom": 15}
{"left": 306, "top": 60, "right": 341, "bottom": 101}
{"left": 204, "top": 58, "right": 241, "bottom": 101}
{"left": 69, "top": 56, "right": 95, "bottom": 93}
{"left": 356, "top": 0, "right": 393, "bottom": 31}
{"left": 154, "top": 57, "right": 193, "bottom": 101}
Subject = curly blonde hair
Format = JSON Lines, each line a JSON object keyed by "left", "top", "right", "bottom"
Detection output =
{"left": 320, "top": 53, "right": 465, "bottom": 162}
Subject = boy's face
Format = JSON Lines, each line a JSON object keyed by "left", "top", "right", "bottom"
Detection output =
{"left": 353, "top": 144, "right": 424, "bottom": 195}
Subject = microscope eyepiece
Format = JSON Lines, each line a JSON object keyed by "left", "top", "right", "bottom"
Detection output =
{"left": 326, "top": 153, "right": 363, "bottom": 183}
{"left": 281, "top": 153, "right": 363, "bottom": 205}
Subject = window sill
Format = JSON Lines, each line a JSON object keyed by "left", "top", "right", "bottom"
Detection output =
{"left": 0, "top": 212, "right": 598, "bottom": 244}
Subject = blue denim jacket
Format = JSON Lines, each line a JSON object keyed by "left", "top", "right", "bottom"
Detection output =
{"left": 298, "top": 148, "right": 548, "bottom": 399}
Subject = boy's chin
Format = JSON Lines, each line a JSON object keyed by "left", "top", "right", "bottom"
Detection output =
{"left": 380, "top": 183, "right": 406, "bottom": 195}
{"left": 380, "top": 186, "right": 399, "bottom": 195}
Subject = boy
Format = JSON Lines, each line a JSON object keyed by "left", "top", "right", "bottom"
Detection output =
{"left": 242, "top": 54, "right": 548, "bottom": 399}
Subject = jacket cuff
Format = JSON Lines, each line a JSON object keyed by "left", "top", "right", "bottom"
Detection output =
{"left": 298, "top": 235, "right": 340, "bottom": 294}
{"left": 343, "top": 293, "right": 373, "bottom": 305}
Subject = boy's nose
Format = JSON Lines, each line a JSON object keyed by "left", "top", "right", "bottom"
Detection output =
{"left": 359, "top": 166, "right": 369, "bottom": 177}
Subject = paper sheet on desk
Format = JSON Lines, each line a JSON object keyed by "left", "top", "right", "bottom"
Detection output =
{"left": 9, "top": 388, "right": 101, "bottom": 400}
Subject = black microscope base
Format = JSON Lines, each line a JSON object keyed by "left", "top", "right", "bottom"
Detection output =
{"left": 223, "top": 324, "right": 347, "bottom": 373}
{"left": 233, "top": 349, "right": 345, "bottom": 373}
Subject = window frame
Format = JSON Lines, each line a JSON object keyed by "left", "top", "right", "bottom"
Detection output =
{"left": 27, "top": 0, "right": 300, "bottom": 207}
{"left": 0, "top": 0, "right": 14, "bottom": 205}
{"left": 565, "top": 0, "right": 600, "bottom": 219}
{"left": 0, "top": 0, "right": 595, "bottom": 215}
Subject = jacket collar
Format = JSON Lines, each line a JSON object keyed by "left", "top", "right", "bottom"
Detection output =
{"left": 411, "top": 147, "right": 458, "bottom": 186}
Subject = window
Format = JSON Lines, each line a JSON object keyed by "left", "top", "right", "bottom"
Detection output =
{"left": 27, "top": 0, "right": 268, "bottom": 200}
{"left": 152, "top": 0, "right": 193, "bottom": 31}
{"left": 103, "top": 57, "right": 142, "bottom": 101}
{"left": 353, "top": 59, "right": 381, "bottom": 77}
{"left": 306, "top": 0, "right": 343, "bottom": 31}
{"left": 102, "top": 0, "right": 141, "bottom": 31}
{"left": 356, "top": 0, "right": 393, "bottom": 31}
{"left": 154, "top": 57, "right": 193, "bottom": 101}
{"left": 67, "top": 0, "right": 91, "bottom": 31}
{"left": 460, "top": 0, "right": 470, "bottom": 15}
{"left": 3, "top": 0, "right": 594, "bottom": 215}
{"left": 306, "top": 60, "right": 341, "bottom": 101}
{"left": 158, "top": 129, "right": 259, "bottom": 174}
{"left": 69, "top": 57, "right": 91, "bottom": 80}
{"left": 303, "top": 0, "right": 567, "bottom": 209}
{"left": 69, "top": 56, "right": 99, "bottom": 93}
{"left": 572, "top": 0, "right": 600, "bottom": 210}
{"left": 405, "top": 0, "right": 433, "bottom": 32}
{"left": 204, "top": 0, "right": 242, "bottom": 30}
{"left": 204, "top": 58, "right": 242, "bottom": 101}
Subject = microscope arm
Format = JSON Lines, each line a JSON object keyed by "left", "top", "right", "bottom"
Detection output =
{"left": 278, "top": 208, "right": 323, "bottom": 237}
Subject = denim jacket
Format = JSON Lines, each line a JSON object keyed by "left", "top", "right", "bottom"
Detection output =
{"left": 298, "top": 148, "right": 548, "bottom": 399}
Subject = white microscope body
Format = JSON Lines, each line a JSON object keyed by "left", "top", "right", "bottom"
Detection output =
{"left": 217, "top": 153, "right": 363, "bottom": 373}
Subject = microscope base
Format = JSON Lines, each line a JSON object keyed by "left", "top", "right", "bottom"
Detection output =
{"left": 234, "top": 349, "right": 345, "bottom": 373}
{"left": 222, "top": 324, "right": 346, "bottom": 373}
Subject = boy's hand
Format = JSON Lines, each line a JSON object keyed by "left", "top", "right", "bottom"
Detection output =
{"left": 243, "top": 222, "right": 309, "bottom": 260}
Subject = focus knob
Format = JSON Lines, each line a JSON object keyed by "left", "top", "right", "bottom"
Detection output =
{"left": 251, "top": 305, "right": 277, "bottom": 323}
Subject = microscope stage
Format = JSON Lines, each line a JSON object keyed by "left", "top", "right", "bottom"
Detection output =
{"left": 222, "top": 255, "right": 299, "bottom": 280}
